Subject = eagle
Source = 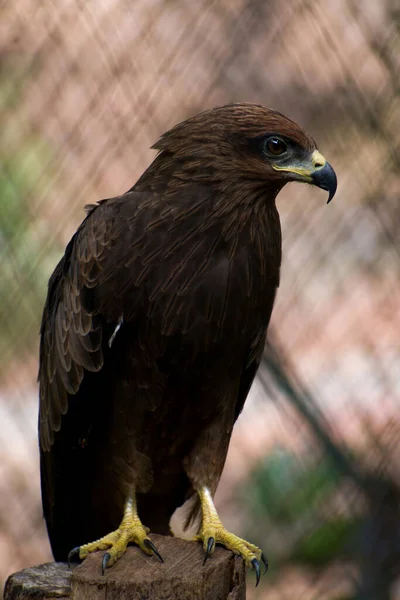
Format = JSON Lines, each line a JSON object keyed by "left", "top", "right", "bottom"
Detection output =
{"left": 39, "top": 103, "right": 336, "bottom": 584}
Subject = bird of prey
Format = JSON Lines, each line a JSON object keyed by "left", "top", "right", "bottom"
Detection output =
{"left": 39, "top": 103, "right": 336, "bottom": 583}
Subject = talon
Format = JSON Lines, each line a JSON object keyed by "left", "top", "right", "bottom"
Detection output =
{"left": 196, "top": 487, "right": 264, "bottom": 576}
{"left": 261, "top": 552, "right": 269, "bottom": 574}
{"left": 143, "top": 538, "right": 164, "bottom": 563}
{"left": 251, "top": 558, "right": 261, "bottom": 587}
{"left": 102, "top": 552, "right": 111, "bottom": 575}
{"left": 203, "top": 537, "right": 215, "bottom": 565}
{"left": 67, "top": 546, "right": 81, "bottom": 568}
{"left": 74, "top": 492, "right": 158, "bottom": 571}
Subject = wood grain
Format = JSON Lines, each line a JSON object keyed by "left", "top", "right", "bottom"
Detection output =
{"left": 4, "top": 535, "right": 246, "bottom": 600}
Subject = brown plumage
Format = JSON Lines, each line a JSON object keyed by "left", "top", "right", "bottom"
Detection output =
{"left": 39, "top": 103, "right": 336, "bottom": 566}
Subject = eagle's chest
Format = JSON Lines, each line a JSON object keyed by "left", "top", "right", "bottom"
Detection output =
{"left": 145, "top": 233, "right": 280, "bottom": 354}
{"left": 117, "top": 205, "right": 282, "bottom": 357}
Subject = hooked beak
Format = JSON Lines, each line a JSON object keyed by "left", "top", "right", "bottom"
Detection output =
{"left": 272, "top": 150, "right": 337, "bottom": 203}
{"left": 311, "top": 161, "right": 337, "bottom": 204}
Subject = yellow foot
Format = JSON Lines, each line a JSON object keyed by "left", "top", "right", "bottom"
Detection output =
{"left": 195, "top": 487, "right": 268, "bottom": 586}
{"left": 68, "top": 496, "right": 163, "bottom": 574}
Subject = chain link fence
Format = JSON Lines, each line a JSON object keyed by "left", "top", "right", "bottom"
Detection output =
{"left": 1, "top": 0, "right": 399, "bottom": 597}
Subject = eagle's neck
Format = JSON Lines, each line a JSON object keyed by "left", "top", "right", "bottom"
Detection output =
{"left": 135, "top": 154, "right": 283, "bottom": 286}
{"left": 208, "top": 182, "right": 283, "bottom": 280}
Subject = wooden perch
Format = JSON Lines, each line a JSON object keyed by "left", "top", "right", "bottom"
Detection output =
{"left": 4, "top": 535, "right": 246, "bottom": 600}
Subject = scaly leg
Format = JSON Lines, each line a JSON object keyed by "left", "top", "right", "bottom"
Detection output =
{"left": 68, "top": 490, "right": 163, "bottom": 574}
{"left": 194, "top": 486, "right": 268, "bottom": 586}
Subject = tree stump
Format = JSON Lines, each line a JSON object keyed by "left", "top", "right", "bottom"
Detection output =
{"left": 4, "top": 535, "right": 246, "bottom": 600}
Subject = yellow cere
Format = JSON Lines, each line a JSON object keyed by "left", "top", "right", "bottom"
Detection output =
{"left": 272, "top": 149, "right": 327, "bottom": 180}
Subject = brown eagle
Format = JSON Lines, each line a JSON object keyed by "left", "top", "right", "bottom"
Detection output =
{"left": 39, "top": 104, "right": 336, "bottom": 583}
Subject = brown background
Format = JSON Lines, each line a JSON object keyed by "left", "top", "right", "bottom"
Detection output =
{"left": 1, "top": 1, "right": 399, "bottom": 598}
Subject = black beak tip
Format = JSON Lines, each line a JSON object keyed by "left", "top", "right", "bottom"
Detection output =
{"left": 312, "top": 162, "right": 337, "bottom": 204}
{"left": 326, "top": 190, "right": 335, "bottom": 204}
{"left": 326, "top": 180, "right": 337, "bottom": 204}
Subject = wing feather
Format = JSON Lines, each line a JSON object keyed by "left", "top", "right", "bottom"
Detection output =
{"left": 39, "top": 179, "right": 279, "bottom": 452}
{"left": 39, "top": 207, "right": 115, "bottom": 451}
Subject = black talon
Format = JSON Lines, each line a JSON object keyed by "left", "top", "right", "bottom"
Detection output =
{"left": 203, "top": 537, "right": 215, "bottom": 565}
{"left": 143, "top": 538, "right": 164, "bottom": 563}
{"left": 261, "top": 552, "right": 269, "bottom": 574}
{"left": 67, "top": 546, "right": 81, "bottom": 568}
{"left": 102, "top": 552, "right": 111, "bottom": 576}
{"left": 251, "top": 558, "right": 261, "bottom": 587}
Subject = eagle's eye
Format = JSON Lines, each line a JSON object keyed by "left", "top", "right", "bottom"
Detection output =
{"left": 264, "top": 137, "right": 287, "bottom": 156}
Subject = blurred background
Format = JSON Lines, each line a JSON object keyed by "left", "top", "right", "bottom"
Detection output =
{"left": 1, "top": 0, "right": 399, "bottom": 598}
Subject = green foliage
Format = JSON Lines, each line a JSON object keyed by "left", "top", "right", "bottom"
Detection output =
{"left": 0, "top": 68, "right": 59, "bottom": 363}
{"left": 246, "top": 447, "right": 341, "bottom": 524}
{"left": 242, "top": 447, "right": 359, "bottom": 570}
{"left": 291, "top": 518, "right": 359, "bottom": 567}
